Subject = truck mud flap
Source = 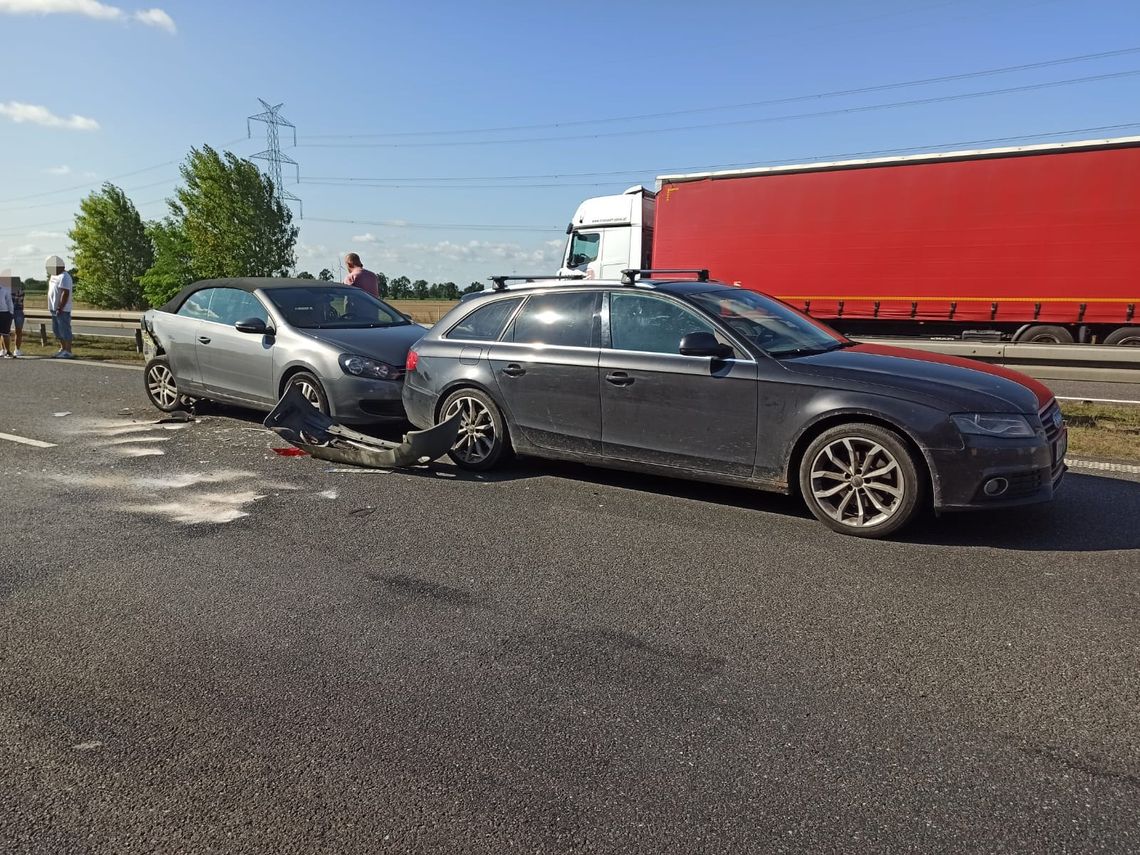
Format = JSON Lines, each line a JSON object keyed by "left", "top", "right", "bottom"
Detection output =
{"left": 263, "top": 385, "right": 461, "bottom": 469}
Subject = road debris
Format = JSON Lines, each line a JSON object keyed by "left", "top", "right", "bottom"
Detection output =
{"left": 264, "top": 385, "right": 461, "bottom": 469}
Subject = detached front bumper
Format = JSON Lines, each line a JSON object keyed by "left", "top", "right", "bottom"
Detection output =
{"left": 932, "top": 427, "right": 1067, "bottom": 511}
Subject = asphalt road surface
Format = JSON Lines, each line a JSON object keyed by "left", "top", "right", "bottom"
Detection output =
{"left": 2, "top": 358, "right": 1138, "bottom": 854}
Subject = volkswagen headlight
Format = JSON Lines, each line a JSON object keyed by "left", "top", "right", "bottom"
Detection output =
{"left": 339, "top": 354, "right": 402, "bottom": 381}
{"left": 951, "top": 413, "right": 1035, "bottom": 438}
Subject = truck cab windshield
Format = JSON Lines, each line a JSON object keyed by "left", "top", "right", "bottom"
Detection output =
{"left": 567, "top": 232, "right": 600, "bottom": 269}
{"left": 687, "top": 288, "right": 847, "bottom": 357}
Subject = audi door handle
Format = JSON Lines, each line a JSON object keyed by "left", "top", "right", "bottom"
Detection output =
{"left": 197, "top": 336, "right": 212, "bottom": 344}
{"left": 501, "top": 364, "right": 526, "bottom": 377}
{"left": 605, "top": 372, "right": 634, "bottom": 386}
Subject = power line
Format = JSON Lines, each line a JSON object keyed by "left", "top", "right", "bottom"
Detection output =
{"left": 0, "top": 177, "right": 181, "bottom": 213}
{"left": 294, "top": 123, "right": 1140, "bottom": 185}
{"left": 298, "top": 69, "right": 1140, "bottom": 149}
{"left": 0, "top": 135, "right": 249, "bottom": 206}
{"left": 306, "top": 217, "right": 563, "bottom": 233}
{"left": 301, "top": 46, "right": 1140, "bottom": 141}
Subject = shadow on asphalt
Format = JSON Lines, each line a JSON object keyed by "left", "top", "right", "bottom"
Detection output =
{"left": 190, "top": 403, "right": 1138, "bottom": 552}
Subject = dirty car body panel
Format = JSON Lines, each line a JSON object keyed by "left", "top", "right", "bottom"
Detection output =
{"left": 403, "top": 279, "right": 1065, "bottom": 513}
{"left": 142, "top": 278, "right": 426, "bottom": 424}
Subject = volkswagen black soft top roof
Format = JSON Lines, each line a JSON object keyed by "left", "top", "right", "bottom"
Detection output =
{"left": 158, "top": 277, "right": 351, "bottom": 313}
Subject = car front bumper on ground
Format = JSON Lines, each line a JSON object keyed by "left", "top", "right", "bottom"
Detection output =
{"left": 324, "top": 374, "right": 408, "bottom": 424}
{"left": 931, "top": 428, "right": 1067, "bottom": 511}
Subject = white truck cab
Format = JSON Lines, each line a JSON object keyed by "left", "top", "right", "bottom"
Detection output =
{"left": 558, "top": 185, "right": 655, "bottom": 280}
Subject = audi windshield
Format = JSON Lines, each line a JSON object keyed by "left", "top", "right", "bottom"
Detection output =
{"left": 687, "top": 288, "right": 848, "bottom": 357}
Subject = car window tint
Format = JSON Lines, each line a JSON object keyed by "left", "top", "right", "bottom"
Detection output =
{"left": 207, "top": 289, "right": 269, "bottom": 326}
{"left": 609, "top": 292, "right": 717, "bottom": 354}
{"left": 177, "top": 288, "right": 218, "bottom": 321}
{"left": 508, "top": 292, "right": 598, "bottom": 348}
{"left": 446, "top": 297, "right": 522, "bottom": 341}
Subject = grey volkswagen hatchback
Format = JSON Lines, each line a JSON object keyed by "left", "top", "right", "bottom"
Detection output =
{"left": 402, "top": 271, "right": 1066, "bottom": 538}
{"left": 142, "top": 278, "right": 425, "bottom": 423}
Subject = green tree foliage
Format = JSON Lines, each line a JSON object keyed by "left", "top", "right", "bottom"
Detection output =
{"left": 376, "top": 272, "right": 389, "bottom": 298}
{"left": 140, "top": 218, "right": 195, "bottom": 307}
{"left": 462, "top": 281, "right": 484, "bottom": 295}
{"left": 68, "top": 183, "right": 154, "bottom": 309}
{"left": 318, "top": 268, "right": 334, "bottom": 281}
{"left": 412, "top": 279, "right": 429, "bottom": 299}
{"left": 294, "top": 270, "right": 316, "bottom": 280}
{"left": 389, "top": 275, "right": 411, "bottom": 299}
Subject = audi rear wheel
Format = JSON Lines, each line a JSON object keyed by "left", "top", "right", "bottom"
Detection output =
{"left": 440, "top": 388, "right": 510, "bottom": 471}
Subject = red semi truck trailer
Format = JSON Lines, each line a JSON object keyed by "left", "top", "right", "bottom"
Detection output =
{"left": 559, "top": 136, "right": 1140, "bottom": 345}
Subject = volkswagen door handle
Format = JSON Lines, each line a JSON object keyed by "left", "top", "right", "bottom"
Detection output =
{"left": 197, "top": 336, "right": 212, "bottom": 344}
{"left": 501, "top": 364, "right": 526, "bottom": 377}
{"left": 605, "top": 372, "right": 634, "bottom": 386}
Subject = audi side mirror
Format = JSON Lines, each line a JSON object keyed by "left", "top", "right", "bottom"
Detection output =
{"left": 679, "top": 331, "right": 732, "bottom": 359}
{"left": 235, "top": 317, "right": 272, "bottom": 335}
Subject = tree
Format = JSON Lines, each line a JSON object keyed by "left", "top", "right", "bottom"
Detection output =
{"left": 171, "top": 145, "right": 296, "bottom": 279}
{"left": 68, "top": 183, "right": 154, "bottom": 309}
{"left": 140, "top": 218, "right": 195, "bottom": 307}
{"left": 389, "top": 275, "right": 411, "bottom": 299}
{"left": 462, "top": 281, "right": 484, "bottom": 295}
{"left": 437, "top": 281, "right": 460, "bottom": 300}
{"left": 412, "top": 279, "right": 429, "bottom": 300}
{"left": 318, "top": 268, "right": 334, "bottom": 281}
{"left": 295, "top": 270, "right": 316, "bottom": 280}
{"left": 375, "top": 272, "right": 389, "bottom": 298}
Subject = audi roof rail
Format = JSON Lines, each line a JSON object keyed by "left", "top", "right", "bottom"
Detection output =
{"left": 620, "top": 268, "right": 709, "bottom": 286}
{"left": 488, "top": 272, "right": 586, "bottom": 291}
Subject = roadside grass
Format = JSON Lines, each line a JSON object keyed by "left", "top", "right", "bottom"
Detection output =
{"left": 16, "top": 335, "right": 143, "bottom": 362}
{"left": 1060, "top": 402, "right": 1140, "bottom": 462}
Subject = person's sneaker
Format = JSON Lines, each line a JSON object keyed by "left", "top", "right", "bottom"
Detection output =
{"left": 0, "top": 351, "right": 10, "bottom": 359}
{"left": 58, "top": 352, "right": 75, "bottom": 359}
{"left": 13, "top": 349, "right": 22, "bottom": 357}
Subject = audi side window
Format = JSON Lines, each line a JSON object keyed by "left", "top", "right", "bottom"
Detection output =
{"left": 177, "top": 288, "right": 220, "bottom": 322}
{"left": 609, "top": 292, "right": 718, "bottom": 355}
{"left": 507, "top": 292, "right": 598, "bottom": 348}
{"left": 446, "top": 298, "right": 522, "bottom": 341}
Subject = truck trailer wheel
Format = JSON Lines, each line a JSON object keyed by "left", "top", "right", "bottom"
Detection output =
{"left": 1015, "top": 325, "right": 1073, "bottom": 344}
{"left": 1104, "top": 327, "right": 1140, "bottom": 346}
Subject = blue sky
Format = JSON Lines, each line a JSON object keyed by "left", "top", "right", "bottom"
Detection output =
{"left": 2, "top": 0, "right": 1139, "bottom": 285}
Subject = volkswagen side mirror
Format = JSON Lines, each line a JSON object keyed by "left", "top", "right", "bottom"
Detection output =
{"left": 235, "top": 317, "right": 272, "bottom": 335}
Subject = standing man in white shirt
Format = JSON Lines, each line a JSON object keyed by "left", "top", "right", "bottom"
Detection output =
{"left": 46, "top": 255, "right": 75, "bottom": 359}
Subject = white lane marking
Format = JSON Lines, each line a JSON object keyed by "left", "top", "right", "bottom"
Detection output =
{"left": 1057, "top": 396, "right": 1140, "bottom": 406}
{"left": 0, "top": 432, "right": 56, "bottom": 448}
{"left": 1066, "top": 458, "right": 1140, "bottom": 474}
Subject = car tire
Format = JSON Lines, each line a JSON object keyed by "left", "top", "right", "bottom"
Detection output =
{"left": 1015, "top": 325, "right": 1073, "bottom": 344}
{"left": 439, "top": 388, "right": 511, "bottom": 471}
{"left": 798, "top": 423, "right": 924, "bottom": 538}
{"left": 286, "top": 371, "right": 330, "bottom": 415}
{"left": 144, "top": 356, "right": 189, "bottom": 413}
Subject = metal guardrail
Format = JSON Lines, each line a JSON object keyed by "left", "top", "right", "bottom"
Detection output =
{"left": 856, "top": 338, "right": 1140, "bottom": 384}
{"left": 21, "top": 309, "right": 1140, "bottom": 383}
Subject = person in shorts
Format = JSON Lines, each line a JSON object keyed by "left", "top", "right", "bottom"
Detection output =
{"left": 46, "top": 255, "right": 75, "bottom": 359}
{"left": 0, "top": 277, "right": 13, "bottom": 357}
{"left": 10, "top": 277, "right": 25, "bottom": 357}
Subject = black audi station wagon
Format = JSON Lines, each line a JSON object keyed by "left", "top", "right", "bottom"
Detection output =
{"left": 403, "top": 270, "right": 1066, "bottom": 538}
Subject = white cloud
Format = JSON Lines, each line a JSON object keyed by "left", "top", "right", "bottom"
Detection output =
{"left": 0, "top": 101, "right": 98, "bottom": 131}
{"left": 133, "top": 7, "right": 173, "bottom": 31}
{"left": 0, "top": 0, "right": 176, "bottom": 32}
{"left": 6, "top": 243, "right": 41, "bottom": 257}
{"left": 0, "top": 0, "right": 123, "bottom": 20}
{"left": 28, "top": 230, "right": 64, "bottom": 238}
{"left": 44, "top": 164, "right": 71, "bottom": 175}
{"left": 350, "top": 232, "right": 380, "bottom": 244}
{"left": 298, "top": 243, "right": 328, "bottom": 260}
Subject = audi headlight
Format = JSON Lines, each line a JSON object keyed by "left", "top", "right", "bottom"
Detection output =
{"left": 951, "top": 413, "right": 1035, "bottom": 438}
{"left": 339, "top": 354, "right": 402, "bottom": 381}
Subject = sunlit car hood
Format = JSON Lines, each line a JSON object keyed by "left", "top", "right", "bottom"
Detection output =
{"left": 300, "top": 324, "right": 427, "bottom": 366}
{"left": 782, "top": 343, "right": 1050, "bottom": 414}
